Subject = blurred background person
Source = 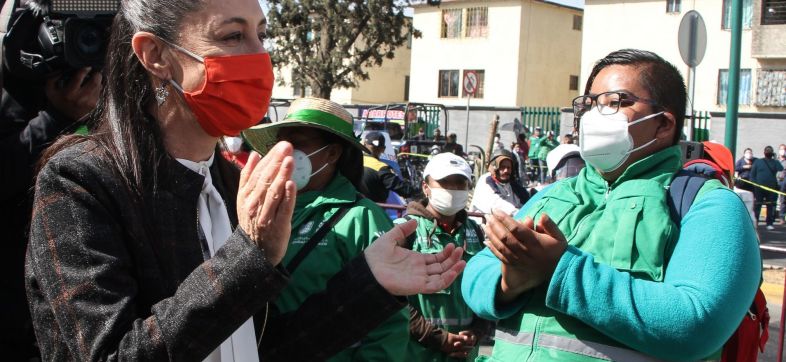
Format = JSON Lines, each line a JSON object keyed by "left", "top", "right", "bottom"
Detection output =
{"left": 0, "top": 0, "right": 102, "bottom": 358}
{"left": 735, "top": 147, "right": 756, "bottom": 192}
{"left": 750, "top": 145, "right": 783, "bottom": 230}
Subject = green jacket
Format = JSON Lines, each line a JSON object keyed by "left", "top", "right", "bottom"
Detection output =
{"left": 537, "top": 138, "right": 559, "bottom": 161}
{"left": 528, "top": 135, "right": 543, "bottom": 159}
{"left": 275, "top": 173, "right": 409, "bottom": 362}
{"left": 395, "top": 200, "right": 491, "bottom": 362}
{"left": 490, "top": 146, "right": 726, "bottom": 361}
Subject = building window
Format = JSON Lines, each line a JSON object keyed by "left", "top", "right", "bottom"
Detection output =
{"left": 722, "top": 0, "right": 754, "bottom": 29}
{"left": 465, "top": 7, "right": 488, "bottom": 37}
{"left": 572, "top": 15, "right": 582, "bottom": 30}
{"left": 666, "top": 0, "right": 681, "bottom": 13}
{"left": 569, "top": 75, "right": 579, "bottom": 91}
{"left": 441, "top": 9, "right": 463, "bottom": 38}
{"left": 438, "top": 70, "right": 460, "bottom": 97}
{"left": 755, "top": 70, "right": 786, "bottom": 107}
{"left": 462, "top": 70, "right": 485, "bottom": 98}
{"left": 762, "top": 0, "right": 786, "bottom": 25}
{"left": 717, "top": 69, "right": 752, "bottom": 105}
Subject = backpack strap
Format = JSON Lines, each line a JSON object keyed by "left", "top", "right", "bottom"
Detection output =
{"left": 667, "top": 169, "right": 710, "bottom": 226}
{"left": 670, "top": 169, "right": 770, "bottom": 359}
{"left": 286, "top": 195, "right": 361, "bottom": 273}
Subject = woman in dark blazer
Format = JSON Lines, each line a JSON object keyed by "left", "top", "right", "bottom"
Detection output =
{"left": 24, "top": 0, "right": 465, "bottom": 360}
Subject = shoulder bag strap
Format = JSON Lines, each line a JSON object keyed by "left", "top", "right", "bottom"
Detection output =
{"left": 286, "top": 203, "right": 354, "bottom": 273}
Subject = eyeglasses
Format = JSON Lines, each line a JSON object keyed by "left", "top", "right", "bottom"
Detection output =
{"left": 572, "top": 91, "right": 661, "bottom": 118}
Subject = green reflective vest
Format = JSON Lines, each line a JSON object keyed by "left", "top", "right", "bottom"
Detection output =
{"left": 396, "top": 206, "right": 485, "bottom": 362}
{"left": 274, "top": 173, "right": 409, "bottom": 362}
{"left": 488, "top": 146, "right": 724, "bottom": 362}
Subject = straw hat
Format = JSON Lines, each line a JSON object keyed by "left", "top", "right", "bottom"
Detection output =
{"left": 242, "top": 97, "right": 364, "bottom": 155}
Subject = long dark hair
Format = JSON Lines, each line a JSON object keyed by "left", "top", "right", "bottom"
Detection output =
{"left": 40, "top": 0, "right": 205, "bottom": 199}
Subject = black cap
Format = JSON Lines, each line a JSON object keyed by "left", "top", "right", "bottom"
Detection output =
{"left": 364, "top": 131, "right": 386, "bottom": 148}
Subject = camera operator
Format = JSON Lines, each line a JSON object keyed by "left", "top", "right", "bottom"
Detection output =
{"left": 0, "top": 0, "right": 101, "bottom": 358}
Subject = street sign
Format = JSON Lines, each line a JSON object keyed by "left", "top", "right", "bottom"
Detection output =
{"left": 463, "top": 71, "right": 478, "bottom": 95}
{"left": 678, "top": 10, "right": 707, "bottom": 68}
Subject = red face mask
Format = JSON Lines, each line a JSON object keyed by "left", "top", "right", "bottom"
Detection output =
{"left": 166, "top": 41, "right": 274, "bottom": 137}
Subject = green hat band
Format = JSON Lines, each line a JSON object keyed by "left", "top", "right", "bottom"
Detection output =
{"left": 284, "top": 109, "right": 355, "bottom": 139}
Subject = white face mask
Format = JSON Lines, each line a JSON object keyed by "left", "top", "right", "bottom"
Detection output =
{"left": 428, "top": 187, "right": 469, "bottom": 216}
{"left": 292, "top": 145, "right": 330, "bottom": 190}
{"left": 224, "top": 136, "right": 243, "bottom": 153}
{"left": 579, "top": 108, "right": 663, "bottom": 173}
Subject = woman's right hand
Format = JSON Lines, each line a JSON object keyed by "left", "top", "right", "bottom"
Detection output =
{"left": 237, "top": 142, "right": 296, "bottom": 265}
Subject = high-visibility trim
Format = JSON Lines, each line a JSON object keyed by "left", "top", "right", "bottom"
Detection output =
{"left": 494, "top": 329, "right": 667, "bottom": 362}
{"left": 424, "top": 317, "right": 474, "bottom": 327}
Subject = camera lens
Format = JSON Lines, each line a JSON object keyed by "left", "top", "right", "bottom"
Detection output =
{"left": 75, "top": 24, "right": 103, "bottom": 56}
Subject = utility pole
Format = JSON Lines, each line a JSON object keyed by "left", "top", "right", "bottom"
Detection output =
{"left": 724, "top": 0, "right": 742, "bottom": 156}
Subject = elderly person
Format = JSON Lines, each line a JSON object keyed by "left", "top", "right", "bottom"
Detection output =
{"left": 25, "top": 0, "right": 465, "bottom": 360}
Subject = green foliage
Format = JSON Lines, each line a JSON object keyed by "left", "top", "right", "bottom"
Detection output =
{"left": 267, "top": 0, "right": 419, "bottom": 99}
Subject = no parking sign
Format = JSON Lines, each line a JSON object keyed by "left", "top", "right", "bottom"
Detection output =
{"left": 463, "top": 71, "right": 478, "bottom": 95}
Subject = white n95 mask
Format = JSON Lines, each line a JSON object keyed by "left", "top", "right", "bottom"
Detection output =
{"left": 579, "top": 108, "right": 663, "bottom": 173}
{"left": 292, "top": 145, "right": 330, "bottom": 190}
{"left": 429, "top": 187, "right": 469, "bottom": 216}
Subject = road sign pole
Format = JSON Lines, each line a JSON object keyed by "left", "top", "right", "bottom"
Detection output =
{"left": 724, "top": 0, "right": 742, "bottom": 157}
{"left": 465, "top": 95, "right": 471, "bottom": 149}
{"left": 462, "top": 71, "right": 478, "bottom": 149}
{"left": 688, "top": 66, "right": 696, "bottom": 141}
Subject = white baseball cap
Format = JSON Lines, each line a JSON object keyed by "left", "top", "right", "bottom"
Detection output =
{"left": 423, "top": 153, "right": 472, "bottom": 181}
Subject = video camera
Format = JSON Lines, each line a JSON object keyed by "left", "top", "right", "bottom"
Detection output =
{"left": 2, "top": 0, "right": 118, "bottom": 83}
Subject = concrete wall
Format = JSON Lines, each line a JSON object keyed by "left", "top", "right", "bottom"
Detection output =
{"left": 409, "top": 0, "right": 582, "bottom": 107}
{"left": 581, "top": 0, "right": 778, "bottom": 114}
{"left": 348, "top": 43, "right": 412, "bottom": 104}
{"left": 710, "top": 114, "right": 786, "bottom": 159}
{"left": 270, "top": 29, "right": 412, "bottom": 105}
{"left": 410, "top": 0, "right": 524, "bottom": 107}
{"left": 751, "top": 0, "right": 786, "bottom": 58}
{"left": 518, "top": 1, "right": 583, "bottom": 106}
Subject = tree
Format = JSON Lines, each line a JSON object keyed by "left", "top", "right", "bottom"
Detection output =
{"left": 267, "top": 0, "right": 419, "bottom": 99}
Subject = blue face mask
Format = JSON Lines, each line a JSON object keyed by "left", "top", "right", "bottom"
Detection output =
{"left": 291, "top": 145, "right": 330, "bottom": 190}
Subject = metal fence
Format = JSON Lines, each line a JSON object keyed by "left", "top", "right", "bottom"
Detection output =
{"left": 521, "top": 107, "right": 561, "bottom": 134}
{"left": 689, "top": 111, "right": 711, "bottom": 142}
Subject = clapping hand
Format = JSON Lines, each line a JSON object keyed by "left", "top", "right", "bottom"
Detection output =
{"left": 237, "top": 142, "right": 297, "bottom": 266}
{"left": 484, "top": 209, "right": 567, "bottom": 303}
{"left": 364, "top": 219, "right": 466, "bottom": 296}
{"left": 443, "top": 330, "right": 478, "bottom": 358}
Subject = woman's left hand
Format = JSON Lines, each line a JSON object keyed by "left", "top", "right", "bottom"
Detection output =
{"left": 364, "top": 219, "right": 466, "bottom": 296}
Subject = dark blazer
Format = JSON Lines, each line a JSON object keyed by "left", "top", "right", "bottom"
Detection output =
{"left": 26, "top": 140, "right": 405, "bottom": 361}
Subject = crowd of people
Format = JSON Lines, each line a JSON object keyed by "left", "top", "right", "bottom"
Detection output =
{"left": 0, "top": 0, "right": 774, "bottom": 361}
{"left": 735, "top": 144, "right": 786, "bottom": 230}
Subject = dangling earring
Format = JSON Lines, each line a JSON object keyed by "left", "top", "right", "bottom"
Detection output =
{"left": 155, "top": 82, "right": 169, "bottom": 105}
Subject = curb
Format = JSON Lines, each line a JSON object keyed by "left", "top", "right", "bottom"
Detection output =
{"left": 764, "top": 264, "right": 786, "bottom": 270}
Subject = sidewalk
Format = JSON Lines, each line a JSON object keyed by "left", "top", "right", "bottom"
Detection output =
{"left": 760, "top": 222, "right": 786, "bottom": 362}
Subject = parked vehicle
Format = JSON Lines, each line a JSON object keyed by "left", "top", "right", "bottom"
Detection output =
{"left": 355, "top": 103, "right": 450, "bottom": 192}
